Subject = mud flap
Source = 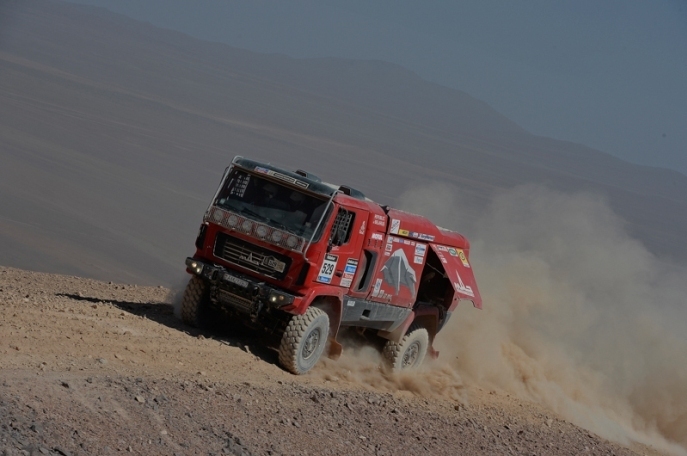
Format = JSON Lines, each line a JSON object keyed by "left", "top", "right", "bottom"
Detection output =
{"left": 328, "top": 338, "right": 343, "bottom": 360}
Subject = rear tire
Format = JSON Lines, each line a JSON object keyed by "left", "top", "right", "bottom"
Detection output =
{"left": 383, "top": 324, "right": 429, "bottom": 371}
{"left": 278, "top": 307, "right": 329, "bottom": 375}
{"left": 180, "top": 276, "right": 209, "bottom": 327}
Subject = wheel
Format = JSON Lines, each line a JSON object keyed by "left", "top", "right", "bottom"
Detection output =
{"left": 383, "top": 324, "right": 429, "bottom": 371}
{"left": 180, "top": 275, "right": 210, "bottom": 327}
{"left": 278, "top": 307, "right": 329, "bottom": 375}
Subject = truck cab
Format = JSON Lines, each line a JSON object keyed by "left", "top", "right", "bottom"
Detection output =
{"left": 182, "top": 157, "right": 481, "bottom": 374}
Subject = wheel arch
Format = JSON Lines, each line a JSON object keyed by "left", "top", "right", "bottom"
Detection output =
{"left": 309, "top": 295, "right": 344, "bottom": 359}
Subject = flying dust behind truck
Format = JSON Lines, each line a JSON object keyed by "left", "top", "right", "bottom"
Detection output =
{"left": 182, "top": 157, "right": 482, "bottom": 374}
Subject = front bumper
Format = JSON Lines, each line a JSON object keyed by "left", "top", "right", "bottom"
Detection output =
{"left": 186, "top": 257, "right": 297, "bottom": 315}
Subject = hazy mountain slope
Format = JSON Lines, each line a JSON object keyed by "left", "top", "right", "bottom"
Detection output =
{"left": 1, "top": 0, "right": 687, "bottom": 285}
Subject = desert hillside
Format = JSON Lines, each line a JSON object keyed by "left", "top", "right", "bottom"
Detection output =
{"left": 0, "top": 266, "right": 650, "bottom": 455}
{"left": 2, "top": 0, "right": 687, "bottom": 286}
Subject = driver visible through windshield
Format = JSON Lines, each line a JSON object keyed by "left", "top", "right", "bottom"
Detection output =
{"left": 214, "top": 168, "right": 330, "bottom": 241}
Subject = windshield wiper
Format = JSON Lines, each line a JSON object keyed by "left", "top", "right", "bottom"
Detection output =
{"left": 268, "top": 219, "right": 302, "bottom": 237}
{"left": 239, "top": 206, "right": 268, "bottom": 223}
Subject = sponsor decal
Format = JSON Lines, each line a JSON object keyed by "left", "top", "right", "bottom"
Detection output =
{"left": 390, "top": 219, "right": 400, "bottom": 234}
{"left": 384, "top": 252, "right": 391, "bottom": 256}
{"left": 454, "top": 271, "right": 475, "bottom": 297}
{"left": 342, "top": 272, "right": 354, "bottom": 280}
{"left": 414, "top": 255, "right": 424, "bottom": 264}
{"left": 373, "top": 215, "right": 387, "bottom": 227}
{"left": 399, "top": 229, "right": 409, "bottom": 236}
{"left": 340, "top": 278, "right": 353, "bottom": 287}
{"left": 371, "top": 233, "right": 384, "bottom": 241}
{"left": 448, "top": 248, "right": 458, "bottom": 257}
{"left": 457, "top": 249, "right": 470, "bottom": 268}
{"left": 409, "top": 232, "right": 419, "bottom": 238}
{"left": 359, "top": 221, "right": 366, "bottom": 235}
{"left": 346, "top": 300, "right": 356, "bottom": 307}
{"left": 418, "top": 233, "right": 435, "bottom": 241}
{"left": 254, "top": 168, "right": 309, "bottom": 188}
{"left": 385, "top": 243, "right": 393, "bottom": 252}
{"left": 317, "top": 254, "right": 338, "bottom": 283}
{"left": 381, "top": 249, "right": 418, "bottom": 296}
{"left": 372, "top": 278, "right": 383, "bottom": 296}
{"left": 344, "top": 259, "right": 358, "bottom": 274}
{"left": 415, "top": 244, "right": 427, "bottom": 257}
{"left": 436, "top": 245, "right": 448, "bottom": 251}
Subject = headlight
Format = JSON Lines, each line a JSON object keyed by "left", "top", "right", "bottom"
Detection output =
{"left": 185, "top": 258, "right": 204, "bottom": 275}
{"left": 256, "top": 225, "right": 269, "bottom": 238}
{"left": 227, "top": 214, "right": 239, "bottom": 227}
{"left": 285, "top": 235, "right": 298, "bottom": 249}
{"left": 271, "top": 230, "right": 283, "bottom": 243}
{"left": 241, "top": 220, "right": 253, "bottom": 232}
{"left": 267, "top": 290, "right": 295, "bottom": 306}
{"left": 212, "top": 210, "right": 223, "bottom": 222}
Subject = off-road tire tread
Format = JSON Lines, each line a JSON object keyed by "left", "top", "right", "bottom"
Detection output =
{"left": 180, "top": 276, "right": 207, "bottom": 327}
{"left": 278, "top": 307, "right": 329, "bottom": 375}
{"left": 383, "top": 323, "right": 429, "bottom": 371}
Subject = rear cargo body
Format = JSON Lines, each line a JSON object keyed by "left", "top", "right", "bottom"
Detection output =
{"left": 182, "top": 156, "right": 481, "bottom": 374}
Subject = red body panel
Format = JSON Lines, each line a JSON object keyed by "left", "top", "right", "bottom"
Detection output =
{"left": 430, "top": 244, "right": 482, "bottom": 310}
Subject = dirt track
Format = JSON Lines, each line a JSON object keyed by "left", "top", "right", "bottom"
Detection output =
{"left": 0, "top": 266, "right": 652, "bottom": 455}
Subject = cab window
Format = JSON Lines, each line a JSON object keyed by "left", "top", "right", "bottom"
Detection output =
{"left": 330, "top": 208, "right": 355, "bottom": 246}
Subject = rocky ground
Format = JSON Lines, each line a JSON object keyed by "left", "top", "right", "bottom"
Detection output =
{"left": 0, "top": 266, "right": 659, "bottom": 455}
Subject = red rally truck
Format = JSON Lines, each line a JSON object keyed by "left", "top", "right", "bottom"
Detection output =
{"left": 182, "top": 157, "right": 482, "bottom": 374}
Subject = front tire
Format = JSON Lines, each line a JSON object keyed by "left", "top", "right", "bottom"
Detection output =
{"left": 180, "top": 275, "right": 210, "bottom": 327}
{"left": 278, "top": 307, "right": 329, "bottom": 375}
{"left": 383, "top": 324, "right": 429, "bottom": 371}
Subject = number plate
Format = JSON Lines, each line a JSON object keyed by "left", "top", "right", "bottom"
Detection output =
{"left": 224, "top": 273, "right": 248, "bottom": 288}
{"left": 263, "top": 256, "right": 286, "bottom": 273}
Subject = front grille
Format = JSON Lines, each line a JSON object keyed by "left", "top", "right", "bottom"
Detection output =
{"left": 214, "top": 232, "right": 291, "bottom": 279}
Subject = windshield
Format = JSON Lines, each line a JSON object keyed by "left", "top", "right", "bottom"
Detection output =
{"left": 214, "top": 168, "right": 331, "bottom": 240}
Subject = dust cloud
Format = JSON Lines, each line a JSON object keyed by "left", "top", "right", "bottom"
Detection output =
{"left": 397, "top": 182, "right": 687, "bottom": 455}
{"left": 316, "top": 335, "right": 467, "bottom": 403}
{"left": 168, "top": 274, "right": 193, "bottom": 318}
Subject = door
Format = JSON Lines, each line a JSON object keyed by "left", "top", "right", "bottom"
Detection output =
{"left": 315, "top": 206, "right": 368, "bottom": 289}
